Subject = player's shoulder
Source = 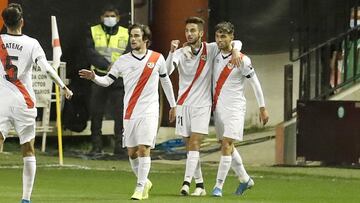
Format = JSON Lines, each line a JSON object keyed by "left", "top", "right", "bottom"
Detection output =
{"left": 241, "top": 53, "right": 252, "bottom": 65}
{"left": 116, "top": 52, "right": 132, "bottom": 62}
{"left": 21, "top": 34, "right": 38, "bottom": 42}
{"left": 149, "top": 49, "right": 164, "bottom": 57}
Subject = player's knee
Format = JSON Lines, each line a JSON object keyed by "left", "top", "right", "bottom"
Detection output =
{"left": 21, "top": 142, "right": 35, "bottom": 157}
{"left": 137, "top": 145, "right": 150, "bottom": 157}
{"left": 127, "top": 148, "right": 137, "bottom": 159}
{"left": 221, "top": 140, "right": 233, "bottom": 155}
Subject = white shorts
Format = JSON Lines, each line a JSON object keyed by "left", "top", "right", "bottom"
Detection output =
{"left": 214, "top": 108, "right": 246, "bottom": 141}
{"left": 175, "top": 105, "right": 211, "bottom": 137}
{"left": 123, "top": 116, "right": 159, "bottom": 148}
{"left": 0, "top": 107, "right": 37, "bottom": 144}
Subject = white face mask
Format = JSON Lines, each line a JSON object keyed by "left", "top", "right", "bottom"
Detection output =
{"left": 350, "top": 19, "right": 360, "bottom": 28}
{"left": 103, "top": 17, "right": 117, "bottom": 27}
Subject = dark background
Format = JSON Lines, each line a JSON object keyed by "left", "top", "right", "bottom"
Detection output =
{"left": 2, "top": 0, "right": 131, "bottom": 79}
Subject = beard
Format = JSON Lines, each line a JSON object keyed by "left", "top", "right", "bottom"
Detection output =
{"left": 187, "top": 35, "right": 201, "bottom": 45}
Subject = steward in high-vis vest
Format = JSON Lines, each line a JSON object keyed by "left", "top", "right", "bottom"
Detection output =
{"left": 90, "top": 24, "right": 128, "bottom": 75}
{"left": 85, "top": 5, "right": 129, "bottom": 156}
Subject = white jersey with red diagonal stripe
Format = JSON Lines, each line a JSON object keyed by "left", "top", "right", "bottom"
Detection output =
{"left": 109, "top": 50, "right": 166, "bottom": 119}
{"left": 170, "top": 42, "right": 219, "bottom": 107}
{"left": 0, "top": 34, "right": 46, "bottom": 108}
{"left": 212, "top": 52, "right": 254, "bottom": 114}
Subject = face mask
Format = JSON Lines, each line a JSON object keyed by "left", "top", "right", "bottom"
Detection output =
{"left": 350, "top": 19, "right": 360, "bottom": 28}
{"left": 103, "top": 17, "right": 117, "bottom": 27}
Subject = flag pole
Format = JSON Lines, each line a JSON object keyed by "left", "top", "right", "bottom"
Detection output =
{"left": 51, "top": 16, "right": 64, "bottom": 165}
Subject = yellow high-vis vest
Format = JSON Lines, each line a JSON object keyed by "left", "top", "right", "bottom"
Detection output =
{"left": 91, "top": 24, "right": 129, "bottom": 74}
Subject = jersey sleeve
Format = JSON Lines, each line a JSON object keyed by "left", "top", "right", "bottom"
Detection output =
{"left": 108, "top": 56, "right": 124, "bottom": 78}
{"left": 240, "top": 55, "right": 255, "bottom": 77}
{"left": 158, "top": 54, "right": 176, "bottom": 107}
{"left": 165, "top": 49, "right": 181, "bottom": 75}
{"left": 31, "top": 39, "right": 47, "bottom": 63}
{"left": 158, "top": 55, "right": 168, "bottom": 75}
{"left": 207, "top": 42, "right": 220, "bottom": 58}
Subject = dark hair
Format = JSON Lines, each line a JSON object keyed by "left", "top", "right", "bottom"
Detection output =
{"left": 215, "top": 21, "right": 234, "bottom": 35}
{"left": 128, "top": 23, "right": 152, "bottom": 47}
{"left": 101, "top": 5, "right": 119, "bottom": 16}
{"left": 1, "top": 3, "right": 23, "bottom": 29}
{"left": 185, "top": 16, "right": 205, "bottom": 30}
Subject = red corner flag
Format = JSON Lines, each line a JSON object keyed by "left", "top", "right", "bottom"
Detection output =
{"left": 51, "top": 16, "right": 62, "bottom": 69}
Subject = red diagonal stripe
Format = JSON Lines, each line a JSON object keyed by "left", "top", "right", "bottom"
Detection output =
{"left": 0, "top": 36, "right": 34, "bottom": 108}
{"left": 212, "top": 65, "right": 233, "bottom": 111}
{"left": 177, "top": 42, "right": 207, "bottom": 105}
{"left": 124, "top": 51, "right": 161, "bottom": 119}
{"left": 212, "top": 52, "right": 245, "bottom": 111}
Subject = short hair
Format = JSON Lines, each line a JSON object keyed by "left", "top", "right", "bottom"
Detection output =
{"left": 101, "top": 5, "right": 119, "bottom": 16}
{"left": 128, "top": 23, "right": 152, "bottom": 47}
{"left": 1, "top": 3, "right": 23, "bottom": 29}
{"left": 215, "top": 21, "right": 234, "bottom": 35}
{"left": 185, "top": 16, "right": 205, "bottom": 30}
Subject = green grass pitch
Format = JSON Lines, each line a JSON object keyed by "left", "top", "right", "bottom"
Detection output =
{"left": 1, "top": 152, "right": 360, "bottom": 203}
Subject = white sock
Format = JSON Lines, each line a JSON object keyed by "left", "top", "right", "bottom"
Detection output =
{"left": 231, "top": 148, "right": 250, "bottom": 182}
{"left": 215, "top": 155, "right": 232, "bottom": 189}
{"left": 22, "top": 156, "right": 36, "bottom": 201}
{"left": 129, "top": 157, "right": 139, "bottom": 177}
{"left": 136, "top": 157, "right": 151, "bottom": 192}
{"left": 184, "top": 151, "right": 199, "bottom": 183}
{"left": 194, "top": 161, "right": 204, "bottom": 185}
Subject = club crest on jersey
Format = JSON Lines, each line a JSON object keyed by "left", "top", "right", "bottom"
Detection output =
{"left": 227, "top": 63, "right": 234, "bottom": 69}
{"left": 147, "top": 62, "right": 155, "bottom": 69}
{"left": 201, "top": 54, "right": 207, "bottom": 61}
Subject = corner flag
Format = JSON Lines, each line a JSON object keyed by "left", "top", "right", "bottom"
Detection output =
{"left": 51, "top": 16, "right": 64, "bottom": 165}
{"left": 51, "top": 16, "right": 62, "bottom": 69}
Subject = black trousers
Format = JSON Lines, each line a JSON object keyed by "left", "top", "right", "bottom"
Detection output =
{"left": 89, "top": 82, "right": 124, "bottom": 154}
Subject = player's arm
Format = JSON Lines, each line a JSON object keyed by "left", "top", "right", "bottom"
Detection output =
{"left": 159, "top": 57, "right": 177, "bottom": 123}
{"left": 165, "top": 40, "right": 180, "bottom": 75}
{"left": 242, "top": 56, "right": 269, "bottom": 125}
{"left": 229, "top": 40, "right": 243, "bottom": 66}
{"left": 36, "top": 58, "right": 73, "bottom": 99}
{"left": 78, "top": 69, "right": 115, "bottom": 87}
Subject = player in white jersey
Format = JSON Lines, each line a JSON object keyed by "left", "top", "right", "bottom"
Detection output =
{"left": 166, "top": 16, "right": 243, "bottom": 196}
{"left": 210, "top": 22, "right": 269, "bottom": 197}
{"left": 0, "top": 4, "right": 73, "bottom": 203}
{"left": 79, "top": 23, "right": 176, "bottom": 200}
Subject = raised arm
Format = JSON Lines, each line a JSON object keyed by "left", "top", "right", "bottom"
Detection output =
{"left": 165, "top": 40, "right": 180, "bottom": 75}
{"left": 36, "top": 58, "right": 73, "bottom": 99}
{"left": 230, "top": 40, "right": 243, "bottom": 66}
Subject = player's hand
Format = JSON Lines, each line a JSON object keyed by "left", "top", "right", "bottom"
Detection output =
{"left": 230, "top": 49, "right": 243, "bottom": 67}
{"left": 169, "top": 107, "right": 176, "bottom": 123}
{"left": 170, "top": 40, "right": 180, "bottom": 53}
{"left": 259, "top": 107, "right": 269, "bottom": 126}
{"left": 79, "top": 69, "right": 95, "bottom": 80}
{"left": 63, "top": 86, "right": 73, "bottom": 100}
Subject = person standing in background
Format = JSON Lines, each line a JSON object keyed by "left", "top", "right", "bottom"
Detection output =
{"left": 86, "top": 5, "right": 129, "bottom": 156}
